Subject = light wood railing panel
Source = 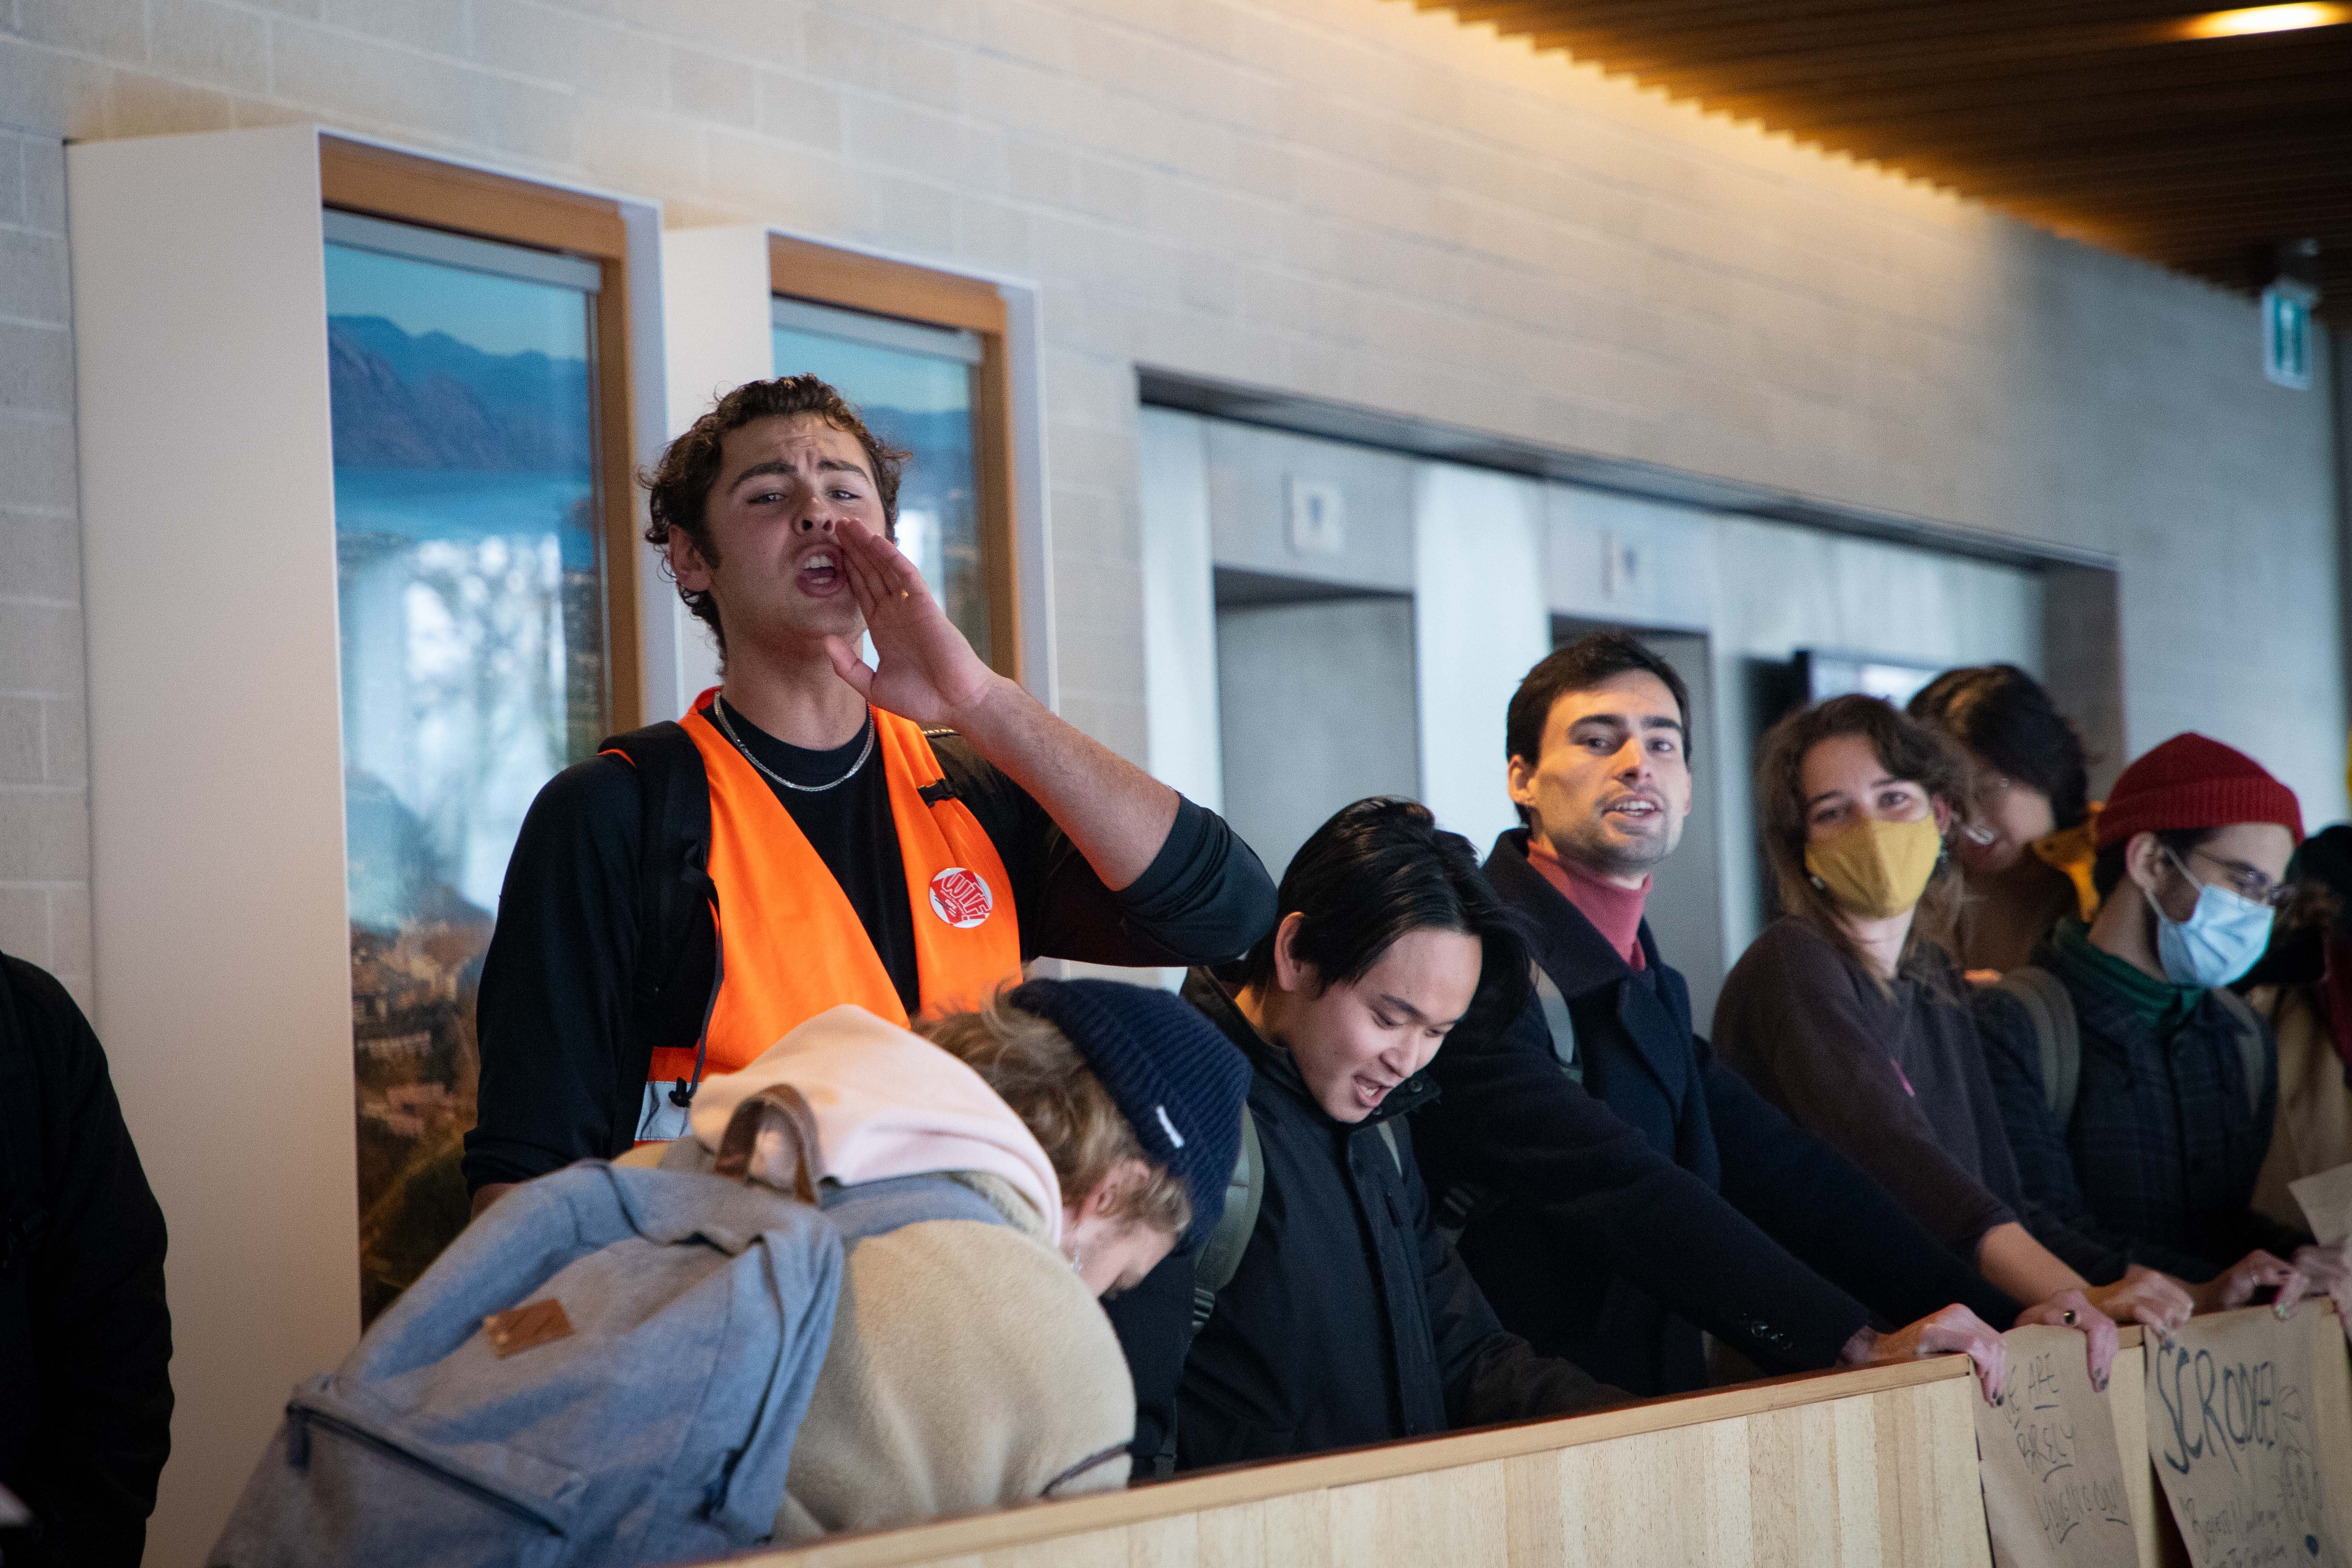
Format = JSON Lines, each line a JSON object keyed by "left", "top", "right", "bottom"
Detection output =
{"left": 742, "top": 1307, "right": 2352, "bottom": 1568}
{"left": 748, "top": 1358, "right": 1989, "bottom": 1568}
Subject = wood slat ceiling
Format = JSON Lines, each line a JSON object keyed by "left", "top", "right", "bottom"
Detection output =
{"left": 1415, "top": 0, "right": 2352, "bottom": 310}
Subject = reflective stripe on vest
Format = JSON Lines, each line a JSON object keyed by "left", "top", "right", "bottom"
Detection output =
{"left": 642, "top": 699, "right": 1022, "bottom": 1131}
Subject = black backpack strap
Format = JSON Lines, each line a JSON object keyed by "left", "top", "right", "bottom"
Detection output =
{"left": 1438, "top": 958, "right": 1573, "bottom": 1243}
{"left": 1189, "top": 1105, "right": 1263, "bottom": 1330}
{"left": 595, "top": 721, "right": 721, "bottom": 1145}
{"left": 1155, "top": 1104, "right": 1263, "bottom": 1481}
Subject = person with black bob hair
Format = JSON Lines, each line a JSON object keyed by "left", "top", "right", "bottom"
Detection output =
{"left": 1907, "top": 664, "right": 2099, "bottom": 974}
{"left": 1115, "top": 797, "right": 1624, "bottom": 1473}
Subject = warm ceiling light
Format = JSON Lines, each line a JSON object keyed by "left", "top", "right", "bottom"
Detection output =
{"left": 2172, "top": 3, "right": 2352, "bottom": 37}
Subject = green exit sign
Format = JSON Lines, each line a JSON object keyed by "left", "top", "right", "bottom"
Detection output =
{"left": 2262, "top": 282, "right": 2314, "bottom": 390}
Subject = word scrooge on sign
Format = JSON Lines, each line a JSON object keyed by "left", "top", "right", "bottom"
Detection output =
{"left": 2146, "top": 1304, "right": 2349, "bottom": 1568}
{"left": 1973, "top": 1325, "right": 2137, "bottom": 1568}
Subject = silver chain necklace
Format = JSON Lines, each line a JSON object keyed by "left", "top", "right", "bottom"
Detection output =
{"left": 713, "top": 697, "right": 876, "bottom": 793}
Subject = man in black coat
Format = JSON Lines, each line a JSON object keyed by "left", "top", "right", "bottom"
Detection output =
{"left": 1413, "top": 635, "right": 2034, "bottom": 1399}
{"left": 0, "top": 951, "right": 173, "bottom": 1566}
{"left": 1122, "top": 801, "right": 1621, "bottom": 1471}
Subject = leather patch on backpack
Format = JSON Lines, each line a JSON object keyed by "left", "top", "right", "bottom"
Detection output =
{"left": 482, "top": 1298, "right": 574, "bottom": 1358}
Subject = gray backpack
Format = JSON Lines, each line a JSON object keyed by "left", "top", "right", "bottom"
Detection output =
{"left": 1993, "top": 966, "right": 2267, "bottom": 1126}
{"left": 209, "top": 1090, "right": 996, "bottom": 1567}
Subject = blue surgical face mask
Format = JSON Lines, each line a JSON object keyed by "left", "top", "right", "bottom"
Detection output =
{"left": 2145, "top": 848, "right": 2275, "bottom": 988}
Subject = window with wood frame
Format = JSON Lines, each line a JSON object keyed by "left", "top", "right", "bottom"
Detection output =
{"left": 316, "top": 135, "right": 642, "bottom": 1323}
{"left": 765, "top": 235, "right": 1020, "bottom": 680}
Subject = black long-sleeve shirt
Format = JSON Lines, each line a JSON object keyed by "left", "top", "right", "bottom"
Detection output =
{"left": 0, "top": 953, "right": 173, "bottom": 1568}
{"left": 1714, "top": 919, "right": 2020, "bottom": 1259}
{"left": 464, "top": 701, "right": 1275, "bottom": 1191}
{"left": 1974, "top": 934, "right": 2307, "bottom": 1283}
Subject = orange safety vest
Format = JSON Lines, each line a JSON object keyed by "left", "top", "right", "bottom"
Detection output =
{"left": 638, "top": 692, "right": 1022, "bottom": 1134}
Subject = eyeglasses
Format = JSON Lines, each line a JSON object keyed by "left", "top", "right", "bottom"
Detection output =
{"left": 2166, "top": 845, "right": 2295, "bottom": 910}
{"left": 1959, "top": 772, "right": 2015, "bottom": 846}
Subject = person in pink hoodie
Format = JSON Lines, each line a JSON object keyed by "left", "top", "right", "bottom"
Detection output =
{"left": 624, "top": 978, "right": 1250, "bottom": 1542}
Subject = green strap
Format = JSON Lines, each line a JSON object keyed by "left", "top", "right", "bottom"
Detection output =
{"left": 1190, "top": 1105, "right": 1262, "bottom": 1326}
{"left": 1998, "top": 967, "right": 2080, "bottom": 1129}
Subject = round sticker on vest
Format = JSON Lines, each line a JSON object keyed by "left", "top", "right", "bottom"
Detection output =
{"left": 927, "top": 867, "right": 995, "bottom": 929}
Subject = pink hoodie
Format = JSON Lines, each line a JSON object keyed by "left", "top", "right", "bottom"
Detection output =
{"left": 681, "top": 1004, "right": 1065, "bottom": 1245}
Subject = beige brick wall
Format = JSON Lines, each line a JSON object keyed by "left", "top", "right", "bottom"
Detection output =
{"left": 1, "top": 0, "right": 2345, "bottom": 861}
{"left": 0, "top": 121, "right": 89, "bottom": 1008}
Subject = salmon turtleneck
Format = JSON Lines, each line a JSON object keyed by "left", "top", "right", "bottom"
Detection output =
{"left": 1527, "top": 835, "right": 1649, "bottom": 970}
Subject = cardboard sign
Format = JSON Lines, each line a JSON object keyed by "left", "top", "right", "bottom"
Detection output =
{"left": 2290, "top": 1162, "right": 2352, "bottom": 1248}
{"left": 1974, "top": 1326, "right": 2139, "bottom": 1568}
{"left": 2147, "top": 1306, "right": 2348, "bottom": 1568}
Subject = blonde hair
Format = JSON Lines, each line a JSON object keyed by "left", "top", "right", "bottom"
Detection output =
{"left": 917, "top": 995, "right": 1193, "bottom": 1237}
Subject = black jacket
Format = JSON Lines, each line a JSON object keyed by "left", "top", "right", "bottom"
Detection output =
{"left": 0, "top": 953, "right": 172, "bottom": 1568}
{"left": 1976, "top": 935, "right": 2308, "bottom": 1282}
{"left": 466, "top": 723, "right": 1275, "bottom": 1191}
{"left": 1411, "top": 833, "right": 2017, "bottom": 1396}
{"left": 1132, "top": 971, "right": 1618, "bottom": 1470}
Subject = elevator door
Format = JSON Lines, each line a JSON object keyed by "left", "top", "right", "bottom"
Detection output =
{"left": 1217, "top": 579, "right": 1421, "bottom": 883}
{"left": 1550, "top": 619, "right": 1728, "bottom": 1026}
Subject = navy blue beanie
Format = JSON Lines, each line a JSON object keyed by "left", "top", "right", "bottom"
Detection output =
{"left": 1006, "top": 978, "right": 1252, "bottom": 1247}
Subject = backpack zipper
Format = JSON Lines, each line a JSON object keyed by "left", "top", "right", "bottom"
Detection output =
{"left": 286, "top": 1403, "right": 565, "bottom": 1537}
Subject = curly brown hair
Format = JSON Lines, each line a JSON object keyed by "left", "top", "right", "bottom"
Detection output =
{"left": 1755, "top": 693, "right": 1969, "bottom": 983}
{"left": 641, "top": 375, "right": 909, "bottom": 654}
{"left": 917, "top": 995, "right": 1193, "bottom": 1238}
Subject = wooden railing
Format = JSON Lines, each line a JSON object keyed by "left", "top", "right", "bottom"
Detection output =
{"left": 738, "top": 1304, "right": 2352, "bottom": 1568}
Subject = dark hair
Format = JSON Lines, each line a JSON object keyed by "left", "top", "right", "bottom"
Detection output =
{"left": 1755, "top": 694, "right": 1967, "bottom": 980}
{"left": 1906, "top": 665, "right": 2090, "bottom": 830}
{"left": 1238, "top": 798, "right": 1532, "bottom": 1043}
{"left": 641, "top": 375, "right": 909, "bottom": 654}
{"left": 2090, "top": 827, "right": 2214, "bottom": 902}
{"left": 1506, "top": 634, "right": 1693, "bottom": 826}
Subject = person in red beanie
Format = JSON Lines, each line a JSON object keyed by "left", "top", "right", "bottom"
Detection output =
{"left": 1974, "top": 733, "right": 2351, "bottom": 1328}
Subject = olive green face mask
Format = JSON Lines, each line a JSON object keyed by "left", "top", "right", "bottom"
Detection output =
{"left": 1804, "top": 816, "right": 1943, "bottom": 919}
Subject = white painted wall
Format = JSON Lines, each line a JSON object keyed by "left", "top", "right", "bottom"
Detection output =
{"left": 657, "top": 225, "right": 773, "bottom": 718}
{"left": 1138, "top": 406, "right": 1223, "bottom": 809}
{"left": 68, "top": 124, "right": 360, "bottom": 1565}
{"left": 1413, "top": 462, "right": 1552, "bottom": 854}
{"left": 68, "top": 124, "right": 676, "bottom": 1567}
{"left": 0, "top": 126, "right": 89, "bottom": 1006}
{"left": 9, "top": 0, "right": 2348, "bottom": 995}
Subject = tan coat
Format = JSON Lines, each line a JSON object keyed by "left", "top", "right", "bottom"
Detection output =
{"left": 773, "top": 1171, "right": 1133, "bottom": 1543}
{"left": 614, "top": 1006, "right": 1136, "bottom": 1544}
{"left": 2249, "top": 982, "right": 2352, "bottom": 1235}
{"left": 607, "top": 1154, "right": 1135, "bottom": 1542}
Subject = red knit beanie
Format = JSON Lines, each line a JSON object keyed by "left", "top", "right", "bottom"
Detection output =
{"left": 2095, "top": 732, "right": 2303, "bottom": 850}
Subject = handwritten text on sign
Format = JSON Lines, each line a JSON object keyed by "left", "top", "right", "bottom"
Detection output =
{"left": 2147, "top": 1306, "right": 2345, "bottom": 1568}
{"left": 1974, "top": 1326, "right": 2136, "bottom": 1568}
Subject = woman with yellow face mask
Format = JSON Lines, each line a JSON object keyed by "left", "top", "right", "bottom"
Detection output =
{"left": 1713, "top": 696, "right": 2193, "bottom": 1367}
